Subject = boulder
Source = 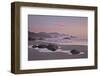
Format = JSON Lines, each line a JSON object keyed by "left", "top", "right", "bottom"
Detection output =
{"left": 70, "top": 49, "right": 80, "bottom": 55}
{"left": 47, "top": 44, "right": 58, "bottom": 51}
{"left": 38, "top": 44, "right": 47, "bottom": 48}
{"left": 32, "top": 45, "right": 38, "bottom": 48}
{"left": 64, "top": 37, "right": 71, "bottom": 40}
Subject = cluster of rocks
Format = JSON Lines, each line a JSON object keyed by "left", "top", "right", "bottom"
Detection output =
{"left": 32, "top": 44, "right": 58, "bottom": 51}
{"left": 32, "top": 44, "right": 80, "bottom": 55}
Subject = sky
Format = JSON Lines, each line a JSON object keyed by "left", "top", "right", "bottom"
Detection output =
{"left": 28, "top": 15, "right": 88, "bottom": 39}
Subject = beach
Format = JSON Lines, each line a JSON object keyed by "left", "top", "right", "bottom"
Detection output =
{"left": 28, "top": 40, "right": 88, "bottom": 61}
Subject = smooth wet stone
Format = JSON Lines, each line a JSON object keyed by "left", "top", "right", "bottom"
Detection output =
{"left": 47, "top": 44, "right": 58, "bottom": 51}
{"left": 38, "top": 44, "right": 47, "bottom": 48}
{"left": 70, "top": 49, "right": 80, "bottom": 55}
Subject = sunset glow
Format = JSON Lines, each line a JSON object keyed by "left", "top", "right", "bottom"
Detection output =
{"left": 28, "top": 15, "right": 88, "bottom": 39}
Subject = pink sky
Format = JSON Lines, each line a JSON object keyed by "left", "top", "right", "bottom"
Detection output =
{"left": 28, "top": 15, "right": 88, "bottom": 39}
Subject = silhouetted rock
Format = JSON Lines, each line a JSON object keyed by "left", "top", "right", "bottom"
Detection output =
{"left": 64, "top": 37, "right": 71, "bottom": 40}
{"left": 47, "top": 44, "right": 58, "bottom": 51}
{"left": 71, "top": 49, "right": 80, "bottom": 55}
{"left": 28, "top": 37, "right": 36, "bottom": 41}
{"left": 38, "top": 44, "right": 47, "bottom": 48}
{"left": 32, "top": 45, "right": 38, "bottom": 48}
{"left": 38, "top": 37, "right": 44, "bottom": 40}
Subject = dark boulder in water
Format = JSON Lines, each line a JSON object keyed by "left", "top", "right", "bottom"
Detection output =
{"left": 64, "top": 37, "right": 71, "bottom": 40}
{"left": 47, "top": 44, "right": 58, "bottom": 51}
{"left": 71, "top": 49, "right": 80, "bottom": 55}
{"left": 38, "top": 44, "right": 47, "bottom": 48}
{"left": 28, "top": 37, "right": 36, "bottom": 41}
{"left": 32, "top": 45, "right": 38, "bottom": 48}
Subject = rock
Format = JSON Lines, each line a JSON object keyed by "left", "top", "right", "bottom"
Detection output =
{"left": 64, "top": 37, "right": 71, "bottom": 40}
{"left": 38, "top": 44, "right": 47, "bottom": 48}
{"left": 70, "top": 49, "right": 80, "bottom": 55}
{"left": 32, "top": 45, "right": 38, "bottom": 48}
{"left": 47, "top": 44, "right": 58, "bottom": 51}
{"left": 28, "top": 37, "right": 36, "bottom": 41}
{"left": 38, "top": 37, "right": 44, "bottom": 40}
